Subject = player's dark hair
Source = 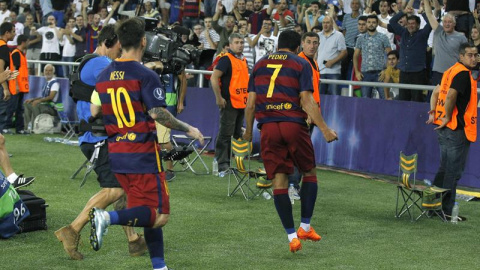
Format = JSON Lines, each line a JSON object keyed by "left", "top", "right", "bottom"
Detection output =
{"left": 98, "top": 24, "right": 117, "bottom": 48}
{"left": 16, "top": 34, "right": 28, "bottom": 45}
{"left": 0, "top": 22, "right": 14, "bottom": 35}
{"left": 278, "top": 30, "right": 301, "bottom": 52}
{"left": 301, "top": 31, "right": 319, "bottom": 42}
{"left": 116, "top": 17, "right": 145, "bottom": 51}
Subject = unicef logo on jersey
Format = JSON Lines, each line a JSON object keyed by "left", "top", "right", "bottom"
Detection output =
{"left": 153, "top": 88, "right": 165, "bottom": 100}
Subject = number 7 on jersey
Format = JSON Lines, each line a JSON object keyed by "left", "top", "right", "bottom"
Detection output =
{"left": 266, "top": 64, "right": 283, "bottom": 98}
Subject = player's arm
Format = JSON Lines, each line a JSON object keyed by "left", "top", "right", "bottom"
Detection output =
{"left": 148, "top": 106, "right": 204, "bottom": 144}
{"left": 243, "top": 91, "right": 256, "bottom": 141}
{"left": 300, "top": 91, "right": 337, "bottom": 142}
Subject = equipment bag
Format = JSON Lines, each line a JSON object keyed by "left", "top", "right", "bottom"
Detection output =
{"left": 0, "top": 178, "right": 30, "bottom": 238}
{"left": 17, "top": 190, "right": 48, "bottom": 233}
{"left": 33, "top": 113, "right": 61, "bottom": 134}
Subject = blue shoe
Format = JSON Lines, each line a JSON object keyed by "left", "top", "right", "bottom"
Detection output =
{"left": 89, "top": 208, "right": 110, "bottom": 251}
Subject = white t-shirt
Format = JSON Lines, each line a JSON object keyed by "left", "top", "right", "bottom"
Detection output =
{"left": 100, "top": 18, "right": 116, "bottom": 26}
{"left": 251, "top": 33, "right": 278, "bottom": 63}
{"left": 61, "top": 35, "right": 76, "bottom": 57}
{"left": 7, "top": 22, "right": 25, "bottom": 46}
{"left": 37, "top": 26, "right": 61, "bottom": 54}
{"left": 0, "top": 9, "right": 10, "bottom": 24}
{"left": 72, "top": 0, "right": 83, "bottom": 17}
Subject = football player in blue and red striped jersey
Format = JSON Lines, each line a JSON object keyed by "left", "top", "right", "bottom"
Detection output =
{"left": 243, "top": 30, "right": 338, "bottom": 253}
{"left": 89, "top": 17, "right": 204, "bottom": 270}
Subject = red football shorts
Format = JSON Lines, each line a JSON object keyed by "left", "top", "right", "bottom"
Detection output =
{"left": 260, "top": 122, "right": 316, "bottom": 180}
{"left": 115, "top": 172, "right": 170, "bottom": 214}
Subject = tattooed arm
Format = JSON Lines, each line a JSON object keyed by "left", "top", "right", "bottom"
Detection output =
{"left": 148, "top": 107, "right": 204, "bottom": 144}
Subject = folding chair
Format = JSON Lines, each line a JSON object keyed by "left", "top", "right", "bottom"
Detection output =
{"left": 55, "top": 103, "right": 79, "bottom": 141}
{"left": 171, "top": 134, "right": 212, "bottom": 175}
{"left": 228, "top": 137, "right": 271, "bottom": 200}
{"left": 395, "top": 152, "right": 448, "bottom": 222}
{"left": 70, "top": 141, "right": 105, "bottom": 187}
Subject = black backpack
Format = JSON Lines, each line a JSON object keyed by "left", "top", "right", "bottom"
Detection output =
{"left": 16, "top": 190, "right": 48, "bottom": 233}
{"left": 69, "top": 54, "right": 99, "bottom": 102}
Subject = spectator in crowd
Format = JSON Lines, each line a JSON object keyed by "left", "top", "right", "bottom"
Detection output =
{"left": 199, "top": 16, "right": 220, "bottom": 50}
{"left": 237, "top": 18, "right": 255, "bottom": 71}
{"left": 379, "top": 49, "right": 400, "bottom": 100}
{"left": 298, "top": 1, "right": 321, "bottom": 30}
{"left": 98, "top": 6, "right": 116, "bottom": 26}
{"left": 246, "top": 0, "right": 254, "bottom": 12}
{"left": 341, "top": 0, "right": 364, "bottom": 14}
{"left": 248, "top": 18, "right": 278, "bottom": 63}
{"left": 444, "top": 0, "right": 473, "bottom": 37}
{"left": 272, "top": 0, "right": 296, "bottom": 33}
{"left": 248, "top": 0, "right": 274, "bottom": 35}
{"left": 6, "top": 34, "right": 28, "bottom": 134}
{"left": 82, "top": 1, "right": 102, "bottom": 53}
{"left": 294, "top": 23, "right": 304, "bottom": 36}
{"left": 17, "top": 5, "right": 32, "bottom": 24}
{"left": 233, "top": 0, "right": 253, "bottom": 21}
{"left": 23, "top": 64, "right": 59, "bottom": 131}
{"left": 213, "top": 1, "right": 235, "bottom": 53}
{"left": 188, "top": 23, "right": 203, "bottom": 47}
{"left": 371, "top": 0, "right": 395, "bottom": 49}
{"left": 353, "top": 15, "right": 391, "bottom": 98}
{"left": 143, "top": 0, "right": 161, "bottom": 19}
{"left": 318, "top": 15, "right": 347, "bottom": 95}
{"left": 424, "top": 0, "right": 467, "bottom": 87}
{"left": 72, "top": 14, "right": 86, "bottom": 62}
{"left": 0, "top": 1, "right": 11, "bottom": 24}
{"left": 182, "top": 0, "right": 202, "bottom": 29}
{"left": 37, "top": 15, "right": 63, "bottom": 77}
{"left": 24, "top": 14, "right": 40, "bottom": 75}
{"left": 351, "top": 15, "right": 367, "bottom": 97}
{"left": 60, "top": 17, "right": 76, "bottom": 77}
{"left": 7, "top": 11, "right": 24, "bottom": 47}
{"left": 341, "top": 0, "right": 361, "bottom": 81}
{"left": 0, "top": 22, "right": 14, "bottom": 134}
{"left": 389, "top": 10, "right": 432, "bottom": 102}
{"left": 211, "top": 33, "right": 249, "bottom": 173}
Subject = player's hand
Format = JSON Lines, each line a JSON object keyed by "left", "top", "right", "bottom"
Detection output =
{"left": 187, "top": 126, "right": 204, "bottom": 145}
{"left": 242, "top": 131, "right": 252, "bottom": 142}
{"left": 434, "top": 115, "right": 450, "bottom": 130}
{"left": 355, "top": 72, "right": 363, "bottom": 81}
{"left": 216, "top": 97, "right": 227, "bottom": 109}
{"left": 321, "top": 128, "right": 338, "bottom": 143}
{"left": 426, "top": 110, "right": 435, "bottom": 124}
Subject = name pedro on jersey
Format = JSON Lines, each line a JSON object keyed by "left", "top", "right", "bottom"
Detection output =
{"left": 267, "top": 54, "right": 288, "bottom": 60}
{"left": 110, "top": 71, "right": 125, "bottom": 80}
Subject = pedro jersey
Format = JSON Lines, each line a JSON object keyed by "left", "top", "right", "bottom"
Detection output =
{"left": 248, "top": 51, "right": 313, "bottom": 127}
{"left": 95, "top": 60, "right": 166, "bottom": 174}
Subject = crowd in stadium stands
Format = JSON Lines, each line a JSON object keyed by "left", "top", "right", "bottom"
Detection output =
{"left": 0, "top": 0, "right": 478, "bottom": 103}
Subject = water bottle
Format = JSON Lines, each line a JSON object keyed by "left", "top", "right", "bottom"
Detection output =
{"left": 43, "top": 137, "right": 53, "bottom": 142}
{"left": 212, "top": 158, "right": 218, "bottom": 176}
{"left": 262, "top": 190, "right": 271, "bottom": 200}
{"left": 288, "top": 183, "right": 295, "bottom": 205}
{"left": 451, "top": 202, "right": 459, "bottom": 224}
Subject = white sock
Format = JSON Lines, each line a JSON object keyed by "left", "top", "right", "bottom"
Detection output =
{"left": 300, "top": 222, "right": 310, "bottom": 232}
{"left": 287, "top": 232, "right": 298, "bottom": 242}
{"left": 6, "top": 173, "right": 18, "bottom": 184}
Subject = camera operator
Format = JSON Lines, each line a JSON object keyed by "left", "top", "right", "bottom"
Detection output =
{"left": 55, "top": 24, "right": 147, "bottom": 261}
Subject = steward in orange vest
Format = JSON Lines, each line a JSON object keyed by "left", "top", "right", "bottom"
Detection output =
{"left": 224, "top": 52, "right": 249, "bottom": 109}
{"left": 298, "top": 51, "right": 320, "bottom": 104}
{"left": 432, "top": 62, "right": 477, "bottom": 142}
{"left": 8, "top": 47, "right": 29, "bottom": 94}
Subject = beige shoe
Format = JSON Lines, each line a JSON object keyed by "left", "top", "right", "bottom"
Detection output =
{"left": 129, "top": 234, "right": 147, "bottom": 256}
{"left": 54, "top": 225, "right": 84, "bottom": 260}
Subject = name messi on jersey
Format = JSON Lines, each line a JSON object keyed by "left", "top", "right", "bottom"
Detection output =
{"left": 110, "top": 71, "right": 125, "bottom": 81}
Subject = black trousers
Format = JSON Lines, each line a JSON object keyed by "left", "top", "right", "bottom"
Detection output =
{"left": 398, "top": 70, "right": 427, "bottom": 102}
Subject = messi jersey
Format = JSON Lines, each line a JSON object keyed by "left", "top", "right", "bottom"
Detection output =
{"left": 248, "top": 51, "right": 313, "bottom": 127}
{"left": 95, "top": 60, "right": 166, "bottom": 174}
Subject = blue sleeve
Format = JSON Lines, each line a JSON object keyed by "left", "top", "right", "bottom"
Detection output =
{"left": 299, "top": 60, "right": 314, "bottom": 93}
{"left": 215, "top": 56, "right": 231, "bottom": 74}
{"left": 389, "top": 11, "right": 405, "bottom": 36}
{"left": 80, "top": 57, "right": 111, "bottom": 86}
{"left": 141, "top": 68, "right": 167, "bottom": 111}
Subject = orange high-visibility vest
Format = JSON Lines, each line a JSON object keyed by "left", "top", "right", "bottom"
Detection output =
{"left": 298, "top": 51, "right": 320, "bottom": 104}
{"left": 8, "top": 48, "right": 29, "bottom": 94}
{"left": 434, "top": 62, "right": 477, "bottom": 142}
{"left": 225, "top": 53, "right": 249, "bottom": 109}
